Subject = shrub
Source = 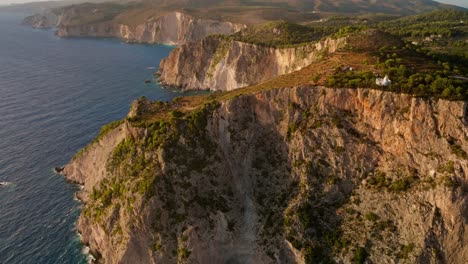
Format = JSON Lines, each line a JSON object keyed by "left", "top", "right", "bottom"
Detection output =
{"left": 352, "top": 247, "right": 368, "bottom": 264}
{"left": 397, "top": 243, "right": 415, "bottom": 259}
{"left": 390, "top": 178, "right": 412, "bottom": 192}
{"left": 170, "top": 110, "right": 184, "bottom": 119}
{"left": 304, "top": 245, "right": 332, "bottom": 264}
{"left": 448, "top": 138, "right": 468, "bottom": 159}
{"left": 365, "top": 212, "right": 380, "bottom": 222}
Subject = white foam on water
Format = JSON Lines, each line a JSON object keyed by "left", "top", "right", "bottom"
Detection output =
{"left": 82, "top": 245, "right": 96, "bottom": 264}
{"left": 78, "top": 232, "right": 96, "bottom": 263}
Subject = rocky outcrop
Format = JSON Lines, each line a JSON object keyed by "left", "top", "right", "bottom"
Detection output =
{"left": 64, "top": 122, "right": 128, "bottom": 203}
{"left": 22, "top": 12, "right": 57, "bottom": 29}
{"left": 158, "top": 36, "right": 347, "bottom": 91}
{"left": 54, "top": 11, "right": 244, "bottom": 45}
{"left": 65, "top": 86, "right": 467, "bottom": 263}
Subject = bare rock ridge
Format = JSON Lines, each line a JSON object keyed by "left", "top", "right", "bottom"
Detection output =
{"left": 64, "top": 86, "right": 467, "bottom": 263}
{"left": 158, "top": 36, "right": 347, "bottom": 91}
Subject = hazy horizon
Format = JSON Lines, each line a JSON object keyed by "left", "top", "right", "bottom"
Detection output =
{"left": 0, "top": 0, "right": 467, "bottom": 8}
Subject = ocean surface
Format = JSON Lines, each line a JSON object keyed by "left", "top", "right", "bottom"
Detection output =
{"left": 0, "top": 12, "right": 187, "bottom": 264}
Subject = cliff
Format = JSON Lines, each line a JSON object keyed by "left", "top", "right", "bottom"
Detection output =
{"left": 22, "top": 12, "right": 57, "bottom": 29}
{"left": 65, "top": 86, "right": 467, "bottom": 263}
{"left": 158, "top": 36, "right": 347, "bottom": 91}
{"left": 54, "top": 11, "right": 244, "bottom": 45}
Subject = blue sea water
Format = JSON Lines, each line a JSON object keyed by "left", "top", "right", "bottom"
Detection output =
{"left": 0, "top": 12, "right": 184, "bottom": 264}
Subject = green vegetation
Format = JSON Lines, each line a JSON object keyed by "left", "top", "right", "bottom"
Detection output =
{"left": 326, "top": 42, "right": 467, "bottom": 100}
{"left": 317, "top": 10, "right": 468, "bottom": 101}
{"left": 95, "top": 120, "right": 124, "bottom": 143}
{"left": 396, "top": 243, "right": 415, "bottom": 259}
{"left": 441, "top": 176, "right": 458, "bottom": 188}
{"left": 366, "top": 170, "right": 419, "bottom": 192}
{"left": 365, "top": 212, "right": 380, "bottom": 222}
{"left": 170, "top": 110, "right": 185, "bottom": 119}
{"left": 177, "top": 246, "right": 191, "bottom": 260}
{"left": 229, "top": 21, "right": 365, "bottom": 48}
{"left": 231, "top": 21, "right": 336, "bottom": 48}
{"left": 447, "top": 138, "right": 468, "bottom": 159}
{"left": 377, "top": 10, "right": 468, "bottom": 93}
{"left": 283, "top": 159, "right": 352, "bottom": 262}
{"left": 331, "top": 25, "right": 367, "bottom": 39}
{"left": 75, "top": 119, "right": 124, "bottom": 158}
{"left": 83, "top": 99, "right": 221, "bottom": 226}
{"left": 206, "top": 36, "right": 232, "bottom": 76}
{"left": 379, "top": 10, "right": 467, "bottom": 39}
{"left": 326, "top": 70, "right": 376, "bottom": 88}
{"left": 377, "top": 45, "right": 467, "bottom": 100}
{"left": 352, "top": 247, "right": 368, "bottom": 264}
{"left": 153, "top": 242, "right": 162, "bottom": 252}
{"left": 304, "top": 244, "right": 334, "bottom": 264}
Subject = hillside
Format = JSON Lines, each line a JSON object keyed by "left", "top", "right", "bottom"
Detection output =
{"left": 125, "top": 0, "right": 460, "bottom": 15}
{"left": 21, "top": 0, "right": 464, "bottom": 31}
{"left": 230, "top": 21, "right": 334, "bottom": 47}
{"left": 158, "top": 19, "right": 468, "bottom": 100}
{"left": 378, "top": 9, "right": 468, "bottom": 63}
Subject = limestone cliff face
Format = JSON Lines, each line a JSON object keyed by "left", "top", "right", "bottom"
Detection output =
{"left": 65, "top": 87, "right": 467, "bottom": 264}
{"left": 22, "top": 12, "right": 57, "bottom": 29}
{"left": 54, "top": 11, "right": 244, "bottom": 45}
{"left": 158, "top": 37, "right": 347, "bottom": 91}
{"left": 64, "top": 122, "right": 129, "bottom": 203}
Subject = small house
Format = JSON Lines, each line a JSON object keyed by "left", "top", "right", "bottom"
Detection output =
{"left": 376, "top": 75, "right": 391, "bottom": 86}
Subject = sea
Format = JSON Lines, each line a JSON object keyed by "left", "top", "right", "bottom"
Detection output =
{"left": 0, "top": 11, "right": 187, "bottom": 264}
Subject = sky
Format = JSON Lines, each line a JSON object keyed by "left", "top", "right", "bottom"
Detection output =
{"left": 0, "top": 0, "right": 467, "bottom": 8}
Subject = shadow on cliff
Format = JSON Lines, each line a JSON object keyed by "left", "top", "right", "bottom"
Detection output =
{"left": 215, "top": 92, "right": 361, "bottom": 263}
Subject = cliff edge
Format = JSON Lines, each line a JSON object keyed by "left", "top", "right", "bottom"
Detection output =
{"left": 158, "top": 36, "right": 346, "bottom": 91}
{"left": 65, "top": 86, "right": 467, "bottom": 263}
{"left": 22, "top": 12, "right": 57, "bottom": 29}
{"left": 53, "top": 8, "right": 244, "bottom": 45}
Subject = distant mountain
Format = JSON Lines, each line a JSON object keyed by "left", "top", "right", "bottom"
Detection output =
{"left": 138, "top": 0, "right": 463, "bottom": 15}
{"left": 5, "top": 0, "right": 463, "bottom": 16}
{"left": 287, "top": 0, "right": 457, "bottom": 14}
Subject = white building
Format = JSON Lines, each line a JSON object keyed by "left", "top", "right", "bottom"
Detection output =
{"left": 376, "top": 75, "right": 391, "bottom": 86}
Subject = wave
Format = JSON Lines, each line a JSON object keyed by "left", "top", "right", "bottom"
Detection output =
{"left": 0, "top": 181, "right": 11, "bottom": 186}
{"left": 82, "top": 245, "right": 96, "bottom": 264}
{"left": 78, "top": 232, "right": 96, "bottom": 264}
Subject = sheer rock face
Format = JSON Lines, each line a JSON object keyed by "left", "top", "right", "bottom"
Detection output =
{"left": 158, "top": 37, "right": 347, "bottom": 91}
{"left": 53, "top": 11, "right": 244, "bottom": 45}
{"left": 64, "top": 122, "right": 129, "bottom": 203}
{"left": 65, "top": 86, "right": 467, "bottom": 264}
